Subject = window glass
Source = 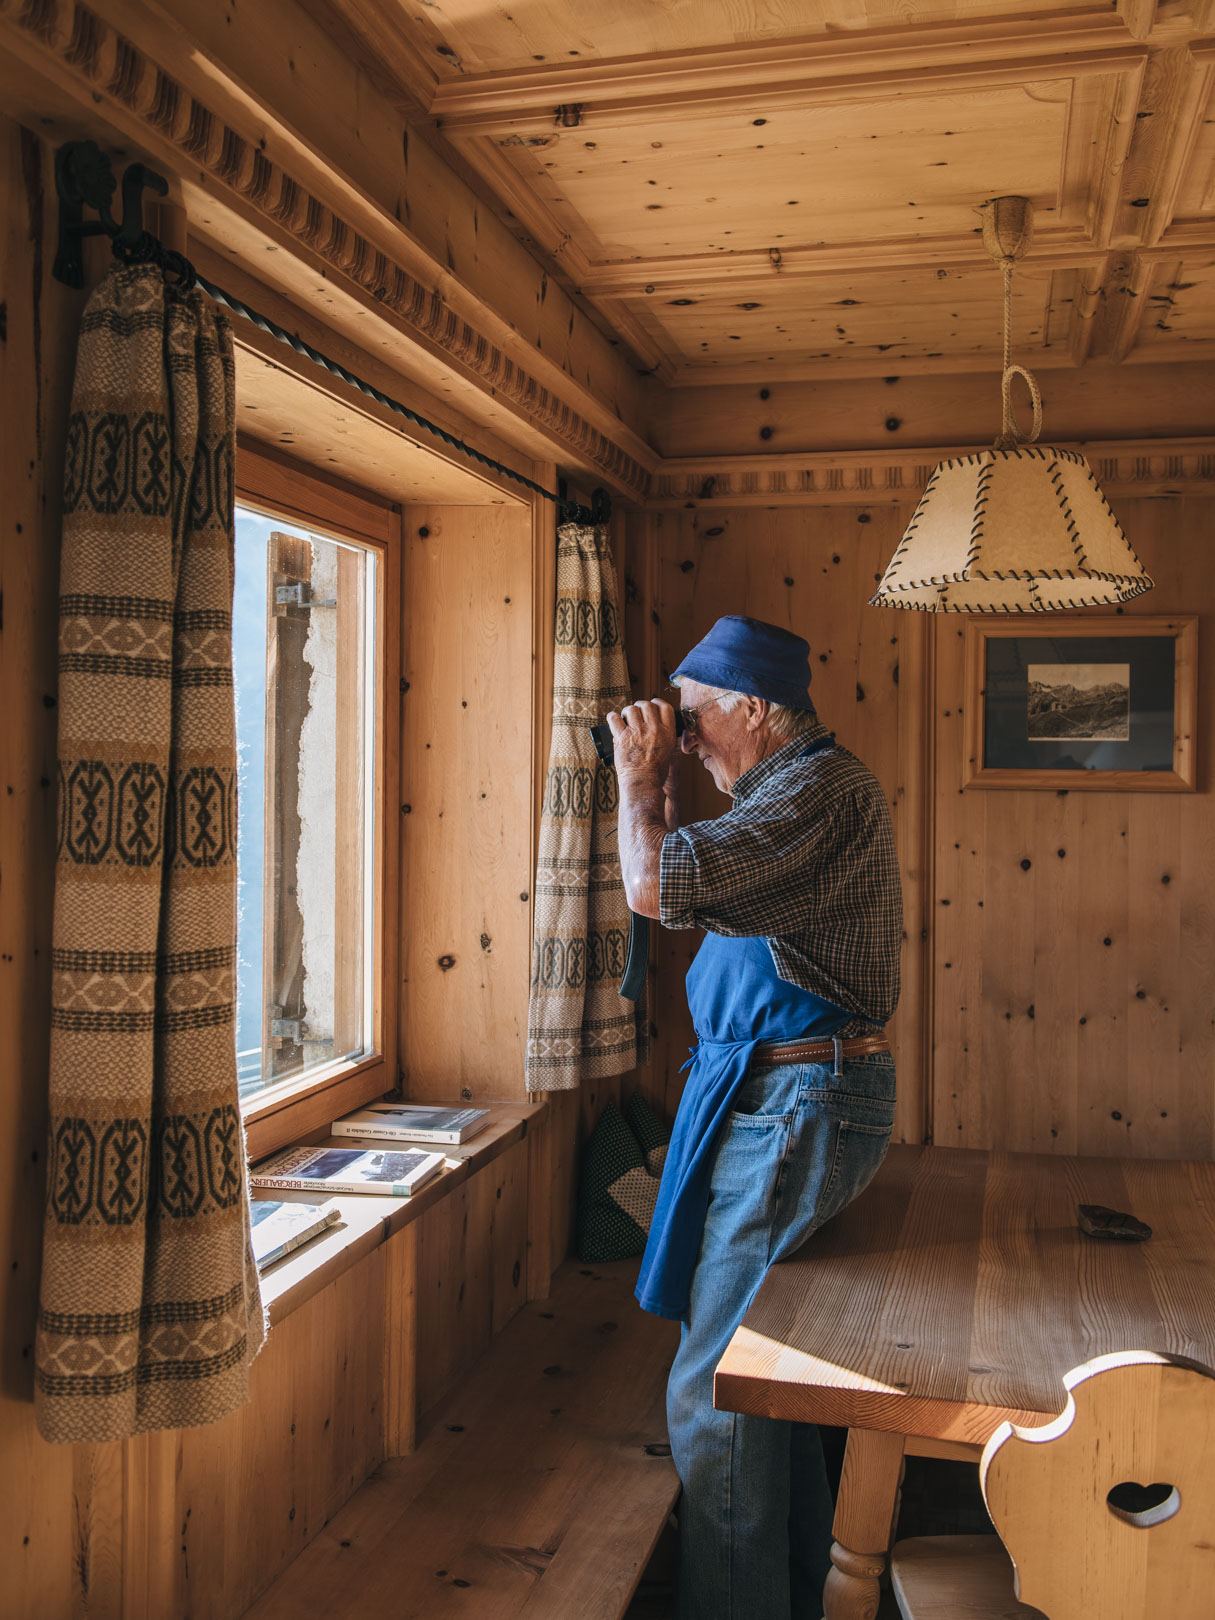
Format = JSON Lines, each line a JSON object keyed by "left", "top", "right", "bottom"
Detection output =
{"left": 232, "top": 504, "right": 378, "bottom": 1102}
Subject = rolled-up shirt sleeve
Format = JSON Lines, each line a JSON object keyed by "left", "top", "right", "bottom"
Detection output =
{"left": 658, "top": 793, "right": 834, "bottom": 937}
{"left": 659, "top": 829, "right": 699, "bottom": 929}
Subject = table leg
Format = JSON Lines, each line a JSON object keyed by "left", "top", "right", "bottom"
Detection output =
{"left": 822, "top": 1427, "right": 907, "bottom": 1620}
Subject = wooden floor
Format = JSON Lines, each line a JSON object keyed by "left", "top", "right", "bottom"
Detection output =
{"left": 242, "top": 1261, "right": 680, "bottom": 1620}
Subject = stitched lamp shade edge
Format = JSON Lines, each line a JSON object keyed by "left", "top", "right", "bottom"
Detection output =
{"left": 870, "top": 446, "right": 1154, "bottom": 614}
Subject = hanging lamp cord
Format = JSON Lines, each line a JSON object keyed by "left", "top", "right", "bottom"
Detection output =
{"left": 996, "top": 258, "right": 1043, "bottom": 451}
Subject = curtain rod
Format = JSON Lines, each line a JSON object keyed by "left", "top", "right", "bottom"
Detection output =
{"left": 51, "top": 140, "right": 612, "bottom": 528}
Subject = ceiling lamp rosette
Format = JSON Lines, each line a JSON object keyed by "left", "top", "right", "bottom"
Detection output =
{"left": 870, "top": 197, "right": 1153, "bottom": 614}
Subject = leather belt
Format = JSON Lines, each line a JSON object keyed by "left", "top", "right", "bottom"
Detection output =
{"left": 752, "top": 1032, "right": 889, "bottom": 1069}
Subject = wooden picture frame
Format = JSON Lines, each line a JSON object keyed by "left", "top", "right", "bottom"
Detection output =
{"left": 964, "top": 615, "right": 1197, "bottom": 791}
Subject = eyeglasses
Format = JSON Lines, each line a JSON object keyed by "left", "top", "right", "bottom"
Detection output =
{"left": 677, "top": 695, "right": 727, "bottom": 733}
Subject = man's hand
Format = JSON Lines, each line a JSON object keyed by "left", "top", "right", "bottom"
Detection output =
{"left": 606, "top": 698, "right": 678, "bottom": 776}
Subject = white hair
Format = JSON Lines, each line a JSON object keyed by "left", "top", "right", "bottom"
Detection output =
{"left": 671, "top": 676, "right": 815, "bottom": 741}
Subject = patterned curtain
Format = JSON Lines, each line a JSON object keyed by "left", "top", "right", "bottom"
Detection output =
{"left": 526, "top": 520, "right": 648, "bottom": 1092}
{"left": 35, "top": 265, "right": 265, "bottom": 1443}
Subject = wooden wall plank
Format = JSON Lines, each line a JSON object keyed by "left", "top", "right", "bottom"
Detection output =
{"left": 543, "top": 1089, "right": 581, "bottom": 1273}
{"left": 489, "top": 1141, "right": 529, "bottom": 1335}
{"left": 398, "top": 504, "right": 535, "bottom": 1104}
{"left": 383, "top": 1224, "right": 419, "bottom": 1457}
{"left": 414, "top": 1137, "right": 530, "bottom": 1424}
{"left": 651, "top": 364, "right": 1215, "bottom": 458}
{"left": 76, "top": 1443, "right": 125, "bottom": 1620}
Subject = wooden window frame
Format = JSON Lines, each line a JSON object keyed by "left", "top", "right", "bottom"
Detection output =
{"left": 236, "top": 439, "right": 402, "bottom": 1162}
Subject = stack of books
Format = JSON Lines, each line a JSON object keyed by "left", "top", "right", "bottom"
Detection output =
{"left": 331, "top": 1102, "right": 490, "bottom": 1146}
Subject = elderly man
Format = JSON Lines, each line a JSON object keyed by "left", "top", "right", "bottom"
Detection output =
{"left": 606, "top": 615, "right": 902, "bottom": 1620}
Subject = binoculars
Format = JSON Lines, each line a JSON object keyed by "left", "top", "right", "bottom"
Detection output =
{"left": 590, "top": 709, "right": 685, "bottom": 768}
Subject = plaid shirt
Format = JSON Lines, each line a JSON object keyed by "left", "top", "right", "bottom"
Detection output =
{"left": 659, "top": 720, "right": 902, "bottom": 1032}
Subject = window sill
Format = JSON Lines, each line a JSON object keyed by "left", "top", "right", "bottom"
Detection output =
{"left": 253, "top": 1103, "right": 542, "bottom": 1327}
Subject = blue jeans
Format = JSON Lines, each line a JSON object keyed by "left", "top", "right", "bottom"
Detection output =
{"left": 667, "top": 1053, "right": 897, "bottom": 1620}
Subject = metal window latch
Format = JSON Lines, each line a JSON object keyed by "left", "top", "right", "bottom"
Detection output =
{"left": 269, "top": 1017, "right": 333, "bottom": 1045}
{"left": 274, "top": 583, "right": 337, "bottom": 608}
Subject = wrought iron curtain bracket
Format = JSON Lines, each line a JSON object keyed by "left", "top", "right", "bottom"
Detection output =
{"left": 53, "top": 140, "right": 168, "bottom": 289}
{"left": 556, "top": 478, "right": 613, "bottom": 525}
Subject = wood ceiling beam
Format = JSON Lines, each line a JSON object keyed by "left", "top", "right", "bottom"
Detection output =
{"left": 437, "top": 51, "right": 1149, "bottom": 138}
{"left": 429, "top": 13, "right": 1147, "bottom": 134}
{"left": 429, "top": 10, "right": 1137, "bottom": 113}
{"left": 1105, "top": 41, "right": 1215, "bottom": 246}
{"left": 578, "top": 239, "right": 1115, "bottom": 298}
{"left": 299, "top": 0, "right": 440, "bottom": 111}
{"left": 662, "top": 350, "right": 1091, "bottom": 388}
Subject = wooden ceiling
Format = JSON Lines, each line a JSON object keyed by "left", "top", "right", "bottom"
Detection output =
{"left": 321, "top": 0, "right": 1215, "bottom": 387}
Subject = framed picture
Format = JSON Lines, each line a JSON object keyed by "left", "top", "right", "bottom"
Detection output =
{"left": 964, "top": 615, "right": 1197, "bottom": 791}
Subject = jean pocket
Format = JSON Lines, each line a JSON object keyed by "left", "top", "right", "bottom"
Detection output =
{"left": 730, "top": 1063, "right": 800, "bottom": 1124}
{"left": 817, "top": 1117, "right": 892, "bottom": 1227}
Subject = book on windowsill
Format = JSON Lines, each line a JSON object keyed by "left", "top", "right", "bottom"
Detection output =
{"left": 331, "top": 1102, "right": 491, "bottom": 1146}
{"left": 250, "top": 1198, "right": 343, "bottom": 1271}
{"left": 249, "top": 1144, "right": 446, "bottom": 1197}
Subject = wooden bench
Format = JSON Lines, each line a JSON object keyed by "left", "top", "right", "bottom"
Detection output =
{"left": 242, "top": 1260, "right": 681, "bottom": 1620}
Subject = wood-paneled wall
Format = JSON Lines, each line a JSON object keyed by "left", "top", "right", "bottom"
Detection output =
{"left": 397, "top": 503, "right": 538, "bottom": 1106}
{"left": 931, "top": 495, "right": 1215, "bottom": 1159}
{"left": 638, "top": 495, "right": 1215, "bottom": 1160}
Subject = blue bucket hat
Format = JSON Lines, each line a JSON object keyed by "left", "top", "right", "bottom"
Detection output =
{"left": 671, "top": 616, "right": 814, "bottom": 710}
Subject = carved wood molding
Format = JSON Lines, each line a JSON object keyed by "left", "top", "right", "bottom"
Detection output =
{"left": 649, "top": 439, "right": 1215, "bottom": 507}
{"left": 0, "top": 0, "right": 655, "bottom": 498}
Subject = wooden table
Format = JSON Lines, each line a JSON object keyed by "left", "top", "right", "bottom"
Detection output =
{"left": 714, "top": 1144, "right": 1215, "bottom": 1620}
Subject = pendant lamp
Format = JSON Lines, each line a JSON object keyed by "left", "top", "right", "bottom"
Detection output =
{"left": 870, "top": 197, "right": 1153, "bottom": 613}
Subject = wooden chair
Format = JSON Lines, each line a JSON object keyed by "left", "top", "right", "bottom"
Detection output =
{"left": 889, "top": 1350, "right": 1215, "bottom": 1620}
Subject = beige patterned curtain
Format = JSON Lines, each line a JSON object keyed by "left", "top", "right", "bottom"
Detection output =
{"left": 35, "top": 265, "right": 265, "bottom": 1443}
{"left": 526, "top": 520, "right": 648, "bottom": 1092}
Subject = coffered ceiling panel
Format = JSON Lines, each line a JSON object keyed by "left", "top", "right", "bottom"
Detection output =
{"left": 622, "top": 263, "right": 1089, "bottom": 379}
{"left": 1113, "top": 250, "right": 1215, "bottom": 358}
{"left": 322, "top": 0, "right": 1215, "bottom": 382}
{"left": 1164, "top": 53, "right": 1215, "bottom": 224}
{"left": 492, "top": 87, "right": 1070, "bottom": 263}
{"left": 396, "top": 0, "right": 1118, "bottom": 73}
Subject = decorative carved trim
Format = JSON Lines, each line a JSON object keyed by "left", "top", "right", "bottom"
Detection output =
{"left": 0, "top": 0, "right": 654, "bottom": 499}
{"left": 649, "top": 440, "right": 1215, "bottom": 506}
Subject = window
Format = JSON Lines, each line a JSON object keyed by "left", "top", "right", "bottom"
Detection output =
{"left": 234, "top": 446, "right": 400, "bottom": 1161}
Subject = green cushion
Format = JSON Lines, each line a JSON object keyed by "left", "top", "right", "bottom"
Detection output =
{"left": 576, "top": 1095, "right": 672, "bottom": 1263}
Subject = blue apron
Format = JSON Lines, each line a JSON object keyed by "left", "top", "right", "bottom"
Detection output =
{"left": 636, "top": 738, "right": 847, "bottom": 1321}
